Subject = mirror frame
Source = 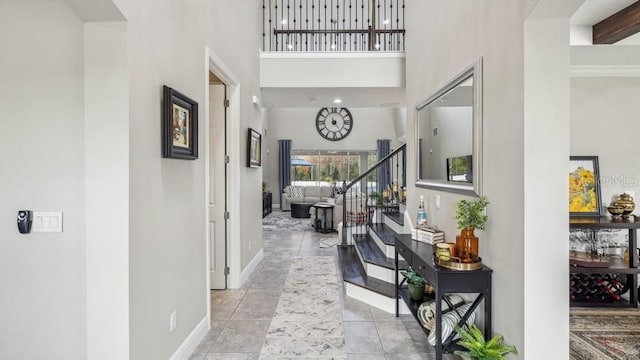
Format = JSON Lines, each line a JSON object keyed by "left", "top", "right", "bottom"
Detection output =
{"left": 415, "top": 58, "right": 483, "bottom": 196}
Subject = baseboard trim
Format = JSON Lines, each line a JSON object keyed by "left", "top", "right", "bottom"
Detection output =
{"left": 170, "top": 315, "right": 210, "bottom": 360}
{"left": 239, "top": 248, "right": 264, "bottom": 288}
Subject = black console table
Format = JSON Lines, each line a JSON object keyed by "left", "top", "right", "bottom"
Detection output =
{"left": 394, "top": 235, "right": 493, "bottom": 360}
{"left": 262, "top": 191, "right": 272, "bottom": 218}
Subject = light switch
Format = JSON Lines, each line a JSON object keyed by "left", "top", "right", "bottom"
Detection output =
{"left": 32, "top": 212, "right": 63, "bottom": 232}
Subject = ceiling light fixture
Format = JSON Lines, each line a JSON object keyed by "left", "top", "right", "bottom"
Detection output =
{"left": 281, "top": 19, "right": 287, "bottom": 25}
{"left": 374, "top": 43, "right": 380, "bottom": 49}
{"left": 330, "top": 43, "right": 336, "bottom": 50}
{"left": 383, "top": 19, "right": 390, "bottom": 25}
{"left": 333, "top": 98, "right": 342, "bottom": 104}
{"left": 287, "top": 44, "right": 293, "bottom": 50}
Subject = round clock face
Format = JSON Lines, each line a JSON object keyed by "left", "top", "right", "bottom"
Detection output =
{"left": 315, "top": 107, "right": 353, "bottom": 141}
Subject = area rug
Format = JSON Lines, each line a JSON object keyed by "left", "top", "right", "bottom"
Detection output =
{"left": 262, "top": 210, "right": 312, "bottom": 232}
{"left": 570, "top": 309, "right": 640, "bottom": 360}
{"left": 259, "top": 256, "right": 346, "bottom": 359}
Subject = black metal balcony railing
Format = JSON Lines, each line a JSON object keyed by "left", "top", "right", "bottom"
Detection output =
{"left": 262, "top": 0, "right": 405, "bottom": 52}
{"left": 340, "top": 144, "right": 406, "bottom": 246}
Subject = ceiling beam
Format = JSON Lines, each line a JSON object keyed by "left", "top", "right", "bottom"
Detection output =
{"left": 593, "top": 1, "right": 640, "bottom": 44}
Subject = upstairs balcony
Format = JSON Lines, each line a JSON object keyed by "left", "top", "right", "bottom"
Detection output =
{"left": 260, "top": 0, "right": 406, "bottom": 106}
{"left": 262, "top": 0, "right": 406, "bottom": 52}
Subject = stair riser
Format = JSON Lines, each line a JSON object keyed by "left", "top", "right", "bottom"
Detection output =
{"left": 383, "top": 215, "right": 405, "bottom": 233}
{"left": 353, "top": 242, "right": 398, "bottom": 283}
{"left": 345, "top": 282, "right": 410, "bottom": 314}
{"left": 368, "top": 228, "right": 396, "bottom": 258}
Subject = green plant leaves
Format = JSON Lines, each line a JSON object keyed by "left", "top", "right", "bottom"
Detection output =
{"left": 454, "top": 325, "right": 517, "bottom": 360}
{"left": 455, "top": 196, "right": 489, "bottom": 230}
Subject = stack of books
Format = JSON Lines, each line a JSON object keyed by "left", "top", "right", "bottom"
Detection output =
{"left": 411, "top": 227, "right": 445, "bottom": 244}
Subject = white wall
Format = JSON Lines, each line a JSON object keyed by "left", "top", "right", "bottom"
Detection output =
{"left": 106, "top": 0, "right": 263, "bottom": 358}
{"left": 0, "top": 1, "right": 87, "bottom": 358}
{"left": 265, "top": 107, "right": 401, "bottom": 196}
{"left": 571, "top": 77, "right": 640, "bottom": 203}
{"left": 84, "top": 21, "right": 129, "bottom": 359}
{"left": 406, "top": 0, "right": 526, "bottom": 354}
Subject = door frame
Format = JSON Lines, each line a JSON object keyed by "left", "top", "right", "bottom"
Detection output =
{"left": 204, "top": 47, "right": 242, "bottom": 316}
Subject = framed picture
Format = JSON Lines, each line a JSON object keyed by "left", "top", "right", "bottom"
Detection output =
{"left": 247, "top": 128, "right": 262, "bottom": 168}
{"left": 569, "top": 156, "right": 601, "bottom": 217}
{"left": 163, "top": 85, "right": 198, "bottom": 160}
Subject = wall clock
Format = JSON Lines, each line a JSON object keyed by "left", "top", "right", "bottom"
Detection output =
{"left": 315, "top": 107, "right": 353, "bottom": 141}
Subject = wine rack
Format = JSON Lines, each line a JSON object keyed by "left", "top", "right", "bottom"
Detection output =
{"left": 569, "top": 216, "right": 639, "bottom": 308}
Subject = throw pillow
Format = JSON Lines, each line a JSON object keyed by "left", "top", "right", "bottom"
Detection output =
{"left": 289, "top": 186, "right": 303, "bottom": 199}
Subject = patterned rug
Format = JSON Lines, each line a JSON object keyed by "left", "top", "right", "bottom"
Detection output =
{"left": 259, "top": 256, "right": 346, "bottom": 359}
{"left": 262, "top": 210, "right": 313, "bottom": 232}
{"left": 570, "top": 309, "right": 640, "bottom": 360}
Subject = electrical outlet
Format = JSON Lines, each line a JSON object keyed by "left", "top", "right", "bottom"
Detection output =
{"left": 169, "top": 311, "right": 177, "bottom": 333}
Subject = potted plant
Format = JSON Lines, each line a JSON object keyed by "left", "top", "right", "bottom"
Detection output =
{"left": 454, "top": 325, "right": 517, "bottom": 360}
{"left": 400, "top": 266, "right": 426, "bottom": 301}
{"left": 455, "top": 196, "right": 489, "bottom": 263}
{"left": 368, "top": 192, "right": 382, "bottom": 206}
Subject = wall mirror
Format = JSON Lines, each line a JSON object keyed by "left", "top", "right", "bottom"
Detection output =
{"left": 415, "top": 58, "right": 483, "bottom": 196}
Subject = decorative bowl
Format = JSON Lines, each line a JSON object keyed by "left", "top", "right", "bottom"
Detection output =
{"left": 607, "top": 206, "right": 625, "bottom": 217}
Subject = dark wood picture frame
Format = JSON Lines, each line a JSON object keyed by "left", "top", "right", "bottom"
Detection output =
{"left": 163, "top": 85, "right": 198, "bottom": 160}
{"left": 569, "top": 155, "right": 602, "bottom": 217}
{"left": 247, "top": 128, "right": 262, "bottom": 168}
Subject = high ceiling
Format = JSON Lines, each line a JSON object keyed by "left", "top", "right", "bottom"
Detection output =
{"left": 263, "top": 1, "right": 640, "bottom": 109}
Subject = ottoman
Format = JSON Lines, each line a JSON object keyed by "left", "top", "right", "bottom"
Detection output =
{"left": 291, "top": 202, "right": 313, "bottom": 218}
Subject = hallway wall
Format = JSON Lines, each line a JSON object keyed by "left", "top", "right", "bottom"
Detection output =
{"left": 0, "top": 2, "right": 87, "bottom": 358}
{"left": 405, "top": 0, "right": 527, "bottom": 354}
{"left": 109, "top": 0, "right": 263, "bottom": 358}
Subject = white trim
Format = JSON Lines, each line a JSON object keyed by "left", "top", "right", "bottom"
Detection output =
{"left": 260, "top": 51, "right": 406, "bottom": 59}
{"left": 345, "top": 283, "right": 410, "bottom": 314}
{"left": 570, "top": 65, "right": 640, "bottom": 77}
{"left": 169, "top": 316, "right": 210, "bottom": 360}
{"left": 205, "top": 47, "right": 243, "bottom": 290}
{"left": 240, "top": 248, "right": 264, "bottom": 287}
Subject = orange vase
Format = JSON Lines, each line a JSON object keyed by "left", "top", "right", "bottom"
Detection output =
{"left": 455, "top": 228, "right": 479, "bottom": 263}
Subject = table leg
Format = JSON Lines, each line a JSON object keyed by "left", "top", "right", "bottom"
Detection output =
{"left": 435, "top": 290, "right": 442, "bottom": 360}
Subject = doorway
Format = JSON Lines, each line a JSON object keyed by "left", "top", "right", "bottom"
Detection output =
{"left": 208, "top": 71, "right": 228, "bottom": 289}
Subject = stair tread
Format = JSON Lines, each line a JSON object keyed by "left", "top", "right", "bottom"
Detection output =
{"left": 383, "top": 211, "right": 404, "bottom": 226}
{"left": 337, "top": 245, "right": 396, "bottom": 298}
{"left": 369, "top": 223, "right": 401, "bottom": 246}
{"left": 354, "top": 234, "right": 407, "bottom": 270}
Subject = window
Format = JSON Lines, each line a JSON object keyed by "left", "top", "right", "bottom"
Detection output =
{"left": 291, "top": 150, "right": 376, "bottom": 187}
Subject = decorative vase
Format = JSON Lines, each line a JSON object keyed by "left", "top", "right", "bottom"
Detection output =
{"left": 613, "top": 193, "right": 635, "bottom": 217}
{"left": 455, "top": 227, "right": 478, "bottom": 263}
{"left": 408, "top": 283, "right": 425, "bottom": 301}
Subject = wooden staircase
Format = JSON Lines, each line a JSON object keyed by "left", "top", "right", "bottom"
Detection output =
{"left": 336, "top": 144, "right": 411, "bottom": 313}
{"left": 338, "top": 206, "right": 412, "bottom": 313}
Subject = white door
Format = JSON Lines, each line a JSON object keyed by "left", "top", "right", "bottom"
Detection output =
{"left": 209, "top": 83, "right": 227, "bottom": 289}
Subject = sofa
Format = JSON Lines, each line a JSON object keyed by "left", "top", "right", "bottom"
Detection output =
{"left": 281, "top": 185, "right": 335, "bottom": 211}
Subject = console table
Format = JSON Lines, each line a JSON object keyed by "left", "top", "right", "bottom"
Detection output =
{"left": 394, "top": 235, "right": 493, "bottom": 360}
{"left": 262, "top": 191, "right": 272, "bottom": 218}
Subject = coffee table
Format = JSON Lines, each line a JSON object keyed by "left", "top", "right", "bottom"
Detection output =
{"left": 291, "top": 202, "right": 313, "bottom": 218}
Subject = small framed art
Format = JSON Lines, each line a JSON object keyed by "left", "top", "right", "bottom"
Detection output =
{"left": 569, "top": 156, "right": 601, "bottom": 216}
{"left": 247, "top": 128, "right": 262, "bottom": 168}
{"left": 163, "top": 85, "right": 198, "bottom": 160}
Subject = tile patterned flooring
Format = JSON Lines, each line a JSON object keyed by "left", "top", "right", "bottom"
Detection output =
{"left": 190, "top": 214, "right": 460, "bottom": 359}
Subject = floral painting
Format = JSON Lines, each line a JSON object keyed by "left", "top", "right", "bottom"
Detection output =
{"left": 569, "top": 156, "right": 601, "bottom": 216}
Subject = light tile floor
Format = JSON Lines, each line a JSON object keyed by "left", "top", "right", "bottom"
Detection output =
{"left": 190, "top": 213, "right": 460, "bottom": 359}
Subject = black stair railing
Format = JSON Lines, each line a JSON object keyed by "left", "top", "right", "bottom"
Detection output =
{"left": 340, "top": 144, "right": 406, "bottom": 247}
{"left": 262, "top": 0, "right": 406, "bottom": 52}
